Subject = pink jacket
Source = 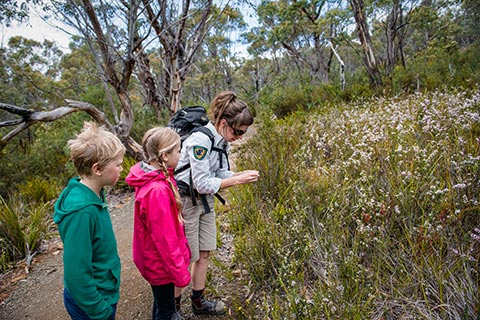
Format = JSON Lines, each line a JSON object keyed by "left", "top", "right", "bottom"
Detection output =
{"left": 126, "top": 163, "right": 191, "bottom": 287}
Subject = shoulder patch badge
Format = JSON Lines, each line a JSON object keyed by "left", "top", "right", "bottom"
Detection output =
{"left": 193, "top": 146, "right": 208, "bottom": 160}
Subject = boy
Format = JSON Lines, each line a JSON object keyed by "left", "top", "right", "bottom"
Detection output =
{"left": 53, "top": 121, "right": 126, "bottom": 320}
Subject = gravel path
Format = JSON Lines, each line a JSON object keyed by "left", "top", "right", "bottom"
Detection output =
{"left": 0, "top": 192, "right": 245, "bottom": 320}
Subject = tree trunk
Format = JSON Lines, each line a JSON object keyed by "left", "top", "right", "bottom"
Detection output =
{"left": 386, "top": 0, "right": 401, "bottom": 78}
{"left": 170, "top": 60, "right": 182, "bottom": 115}
{"left": 141, "top": 0, "right": 213, "bottom": 115}
{"left": 81, "top": 0, "right": 139, "bottom": 156}
{"left": 135, "top": 42, "right": 163, "bottom": 119}
{"left": 350, "top": 0, "right": 383, "bottom": 89}
{"left": 398, "top": 3, "right": 407, "bottom": 69}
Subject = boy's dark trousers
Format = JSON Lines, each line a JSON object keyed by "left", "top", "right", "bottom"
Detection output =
{"left": 63, "top": 288, "right": 117, "bottom": 320}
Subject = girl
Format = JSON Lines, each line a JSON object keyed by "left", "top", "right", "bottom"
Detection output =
{"left": 126, "top": 127, "right": 191, "bottom": 320}
{"left": 174, "top": 91, "right": 260, "bottom": 315}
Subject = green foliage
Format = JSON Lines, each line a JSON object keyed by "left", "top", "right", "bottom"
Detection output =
{"left": 0, "top": 113, "right": 87, "bottom": 199}
{"left": 391, "top": 40, "right": 480, "bottom": 92}
{"left": 115, "top": 155, "right": 138, "bottom": 191}
{"left": 0, "top": 197, "right": 25, "bottom": 261}
{"left": 0, "top": 36, "right": 64, "bottom": 107}
{"left": 227, "top": 89, "right": 479, "bottom": 318}
{"left": 17, "top": 177, "right": 61, "bottom": 204}
{"left": 24, "top": 202, "right": 53, "bottom": 253}
{"left": 0, "top": 0, "right": 43, "bottom": 26}
{"left": 0, "top": 196, "right": 52, "bottom": 272}
{"left": 130, "top": 104, "right": 170, "bottom": 142}
{"left": 258, "top": 83, "right": 346, "bottom": 118}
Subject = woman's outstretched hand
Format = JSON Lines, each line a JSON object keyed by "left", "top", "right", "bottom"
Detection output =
{"left": 235, "top": 170, "right": 260, "bottom": 184}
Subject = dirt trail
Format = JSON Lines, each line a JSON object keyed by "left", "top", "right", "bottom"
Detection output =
{"left": 0, "top": 129, "right": 255, "bottom": 320}
{"left": 0, "top": 192, "right": 242, "bottom": 320}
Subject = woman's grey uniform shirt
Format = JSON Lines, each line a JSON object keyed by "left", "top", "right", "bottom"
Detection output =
{"left": 175, "top": 121, "right": 233, "bottom": 195}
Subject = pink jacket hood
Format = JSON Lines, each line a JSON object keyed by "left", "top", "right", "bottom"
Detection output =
{"left": 126, "top": 162, "right": 191, "bottom": 287}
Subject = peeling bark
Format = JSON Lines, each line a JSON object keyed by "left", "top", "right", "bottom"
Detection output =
{"left": 141, "top": 0, "right": 213, "bottom": 114}
{"left": 0, "top": 102, "right": 143, "bottom": 159}
{"left": 350, "top": 0, "right": 383, "bottom": 89}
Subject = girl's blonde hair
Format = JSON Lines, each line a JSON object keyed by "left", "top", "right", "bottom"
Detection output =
{"left": 142, "top": 127, "right": 183, "bottom": 220}
{"left": 68, "top": 121, "right": 125, "bottom": 177}
{"left": 208, "top": 91, "right": 254, "bottom": 129}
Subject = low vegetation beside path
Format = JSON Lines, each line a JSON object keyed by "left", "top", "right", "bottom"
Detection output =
{"left": 0, "top": 88, "right": 478, "bottom": 319}
{"left": 225, "top": 88, "right": 479, "bottom": 319}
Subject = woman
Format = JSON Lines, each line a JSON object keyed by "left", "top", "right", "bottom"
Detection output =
{"left": 174, "top": 91, "right": 260, "bottom": 316}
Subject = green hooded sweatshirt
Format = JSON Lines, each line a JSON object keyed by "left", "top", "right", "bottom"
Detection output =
{"left": 53, "top": 177, "right": 121, "bottom": 320}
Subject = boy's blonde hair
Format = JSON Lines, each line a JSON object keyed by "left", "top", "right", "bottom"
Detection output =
{"left": 142, "top": 127, "right": 183, "bottom": 219}
{"left": 68, "top": 122, "right": 126, "bottom": 177}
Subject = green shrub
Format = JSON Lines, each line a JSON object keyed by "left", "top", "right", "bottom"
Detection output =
{"left": 258, "top": 83, "right": 344, "bottom": 118}
{"left": 115, "top": 154, "right": 138, "bottom": 191}
{"left": 0, "top": 196, "right": 53, "bottom": 272}
{"left": 17, "top": 177, "right": 61, "bottom": 203}
{"left": 391, "top": 42, "right": 480, "bottom": 93}
{"left": 0, "top": 113, "right": 85, "bottom": 199}
{"left": 0, "top": 197, "right": 25, "bottom": 261}
{"left": 226, "top": 89, "right": 479, "bottom": 319}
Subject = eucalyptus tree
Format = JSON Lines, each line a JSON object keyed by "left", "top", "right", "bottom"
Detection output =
{"left": 0, "top": 0, "right": 42, "bottom": 26}
{"left": 249, "top": 0, "right": 387, "bottom": 89}
{"left": 370, "top": 0, "right": 423, "bottom": 78}
{"left": 183, "top": 4, "right": 248, "bottom": 103}
{"left": 0, "top": 36, "right": 65, "bottom": 149}
{"left": 383, "top": 0, "right": 409, "bottom": 76}
{"left": 250, "top": 0, "right": 354, "bottom": 89}
{"left": 140, "top": 0, "right": 215, "bottom": 113}
{"left": 349, "top": 0, "right": 383, "bottom": 88}
{"left": 52, "top": 0, "right": 236, "bottom": 142}
{"left": 459, "top": 0, "right": 480, "bottom": 46}
{"left": 42, "top": 0, "right": 144, "bottom": 157}
{"left": 1, "top": 0, "right": 241, "bottom": 158}
{"left": 0, "top": 36, "right": 64, "bottom": 108}
{"left": 355, "top": 0, "right": 463, "bottom": 85}
{"left": 255, "top": 0, "right": 331, "bottom": 83}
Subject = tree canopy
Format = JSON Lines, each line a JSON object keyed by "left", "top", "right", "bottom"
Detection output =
{"left": 0, "top": 0, "right": 478, "bottom": 160}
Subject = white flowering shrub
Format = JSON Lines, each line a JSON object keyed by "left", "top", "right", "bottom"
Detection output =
{"left": 227, "top": 89, "right": 479, "bottom": 319}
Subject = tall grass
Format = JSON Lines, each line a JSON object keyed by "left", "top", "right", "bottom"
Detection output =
{"left": 0, "top": 153, "right": 135, "bottom": 273}
{"left": 226, "top": 89, "right": 479, "bottom": 319}
{"left": 0, "top": 196, "right": 53, "bottom": 272}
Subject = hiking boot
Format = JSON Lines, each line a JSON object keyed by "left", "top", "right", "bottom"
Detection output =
{"left": 191, "top": 295, "right": 226, "bottom": 315}
{"left": 171, "top": 311, "right": 184, "bottom": 320}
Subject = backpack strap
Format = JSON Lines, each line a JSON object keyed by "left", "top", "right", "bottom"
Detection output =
{"left": 212, "top": 142, "right": 229, "bottom": 170}
{"left": 192, "top": 126, "right": 215, "bottom": 148}
{"left": 175, "top": 126, "right": 227, "bottom": 209}
{"left": 174, "top": 126, "right": 227, "bottom": 175}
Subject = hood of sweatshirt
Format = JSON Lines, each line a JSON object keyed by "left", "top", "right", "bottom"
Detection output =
{"left": 53, "top": 177, "right": 107, "bottom": 224}
{"left": 125, "top": 161, "right": 175, "bottom": 189}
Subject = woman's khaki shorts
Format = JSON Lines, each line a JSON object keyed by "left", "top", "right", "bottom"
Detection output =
{"left": 182, "top": 195, "right": 216, "bottom": 262}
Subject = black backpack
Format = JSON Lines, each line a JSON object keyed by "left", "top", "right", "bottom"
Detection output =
{"left": 167, "top": 105, "right": 210, "bottom": 144}
{"left": 167, "top": 105, "right": 228, "bottom": 210}
{"left": 167, "top": 105, "right": 228, "bottom": 167}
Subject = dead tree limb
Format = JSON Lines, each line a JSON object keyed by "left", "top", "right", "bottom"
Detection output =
{"left": 0, "top": 101, "right": 143, "bottom": 160}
